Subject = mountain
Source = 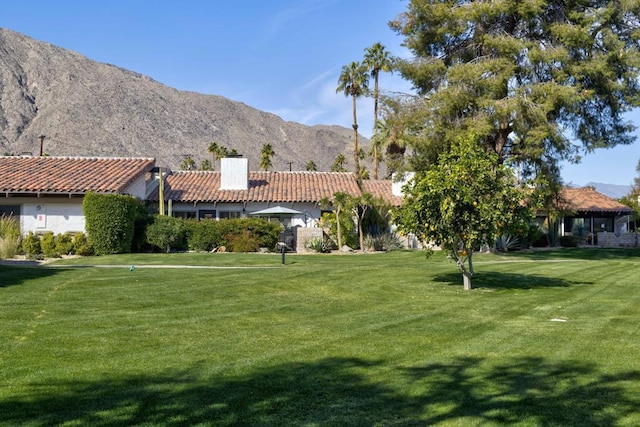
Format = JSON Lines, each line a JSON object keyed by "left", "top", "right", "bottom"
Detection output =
{"left": 0, "top": 28, "right": 368, "bottom": 172}
{"left": 583, "top": 182, "right": 632, "bottom": 199}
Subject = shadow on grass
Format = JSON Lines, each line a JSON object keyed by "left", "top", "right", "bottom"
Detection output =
{"left": 500, "top": 247, "right": 640, "bottom": 261}
{"left": 0, "top": 265, "right": 67, "bottom": 288}
{"left": 434, "top": 271, "right": 577, "bottom": 289}
{"left": 1, "top": 357, "right": 638, "bottom": 426}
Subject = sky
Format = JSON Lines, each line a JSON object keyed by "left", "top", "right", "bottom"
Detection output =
{"left": 2, "top": 0, "right": 639, "bottom": 187}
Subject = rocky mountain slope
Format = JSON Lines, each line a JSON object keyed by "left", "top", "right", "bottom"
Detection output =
{"left": 0, "top": 28, "right": 367, "bottom": 171}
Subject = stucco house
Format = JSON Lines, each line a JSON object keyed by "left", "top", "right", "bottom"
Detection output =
{"left": 543, "top": 186, "right": 636, "bottom": 246}
{"left": 147, "top": 157, "right": 403, "bottom": 250}
{"left": 0, "top": 156, "right": 156, "bottom": 236}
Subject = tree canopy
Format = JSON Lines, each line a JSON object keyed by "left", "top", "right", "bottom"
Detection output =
{"left": 388, "top": 0, "right": 640, "bottom": 186}
{"left": 393, "top": 137, "right": 531, "bottom": 289}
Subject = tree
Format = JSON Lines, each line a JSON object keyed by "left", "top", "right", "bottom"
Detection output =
{"left": 330, "top": 154, "right": 348, "bottom": 172}
{"left": 389, "top": 0, "right": 640, "bottom": 189}
{"left": 337, "top": 61, "right": 369, "bottom": 176}
{"left": 305, "top": 160, "right": 318, "bottom": 171}
{"left": 200, "top": 159, "right": 212, "bottom": 171}
{"left": 363, "top": 42, "right": 393, "bottom": 179}
{"left": 321, "top": 192, "right": 352, "bottom": 249}
{"left": 180, "top": 155, "right": 196, "bottom": 171}
{"left": 350, "top": 192, "right": 376, "bottom": 251}
{"left": 393, "top": 137, "right": 530, "bottom": 290}
{"left": 260, "top": 143, "right": 275, "bottom": 171}
{"left": 207, "top": 141, "right": 228, "bottom": 170}
{"left": 620, "top": 159, "right": 640, "bottom": 231}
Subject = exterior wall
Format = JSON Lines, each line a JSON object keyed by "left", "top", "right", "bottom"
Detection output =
{"left": 295, "top": 227, "right": 324, "bottom": 253}
{"left": 20, "top": 200, "right": 85, "bottom": 236}
{"left": 597, "top": 232, "right": 639, "bottom": 248}
{"left": 124, "top": 175, "right": 149, "bottom": 199}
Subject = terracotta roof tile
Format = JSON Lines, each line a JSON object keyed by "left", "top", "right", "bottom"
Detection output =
{"left": 154, "top": 171, "right": 365, "bottom": 203}
{"left": 360, "top": 180, "right": 404, "bottom": 206}
{"left": 0, "top": 156, "right": 155, "bottom": 195}
{"left": 559, "top": 187, "right": 634, "bottom": 213}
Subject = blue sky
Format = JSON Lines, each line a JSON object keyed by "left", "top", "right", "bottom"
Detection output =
{"left": 2, "top": 0, "right": 638, "bottom": 186}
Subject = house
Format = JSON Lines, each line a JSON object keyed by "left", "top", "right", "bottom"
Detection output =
{"left": 547, "top": 186, "right": 636, "bottom": 246}
{"left": 147, "top": 157, "right": 402, "bottom": 250}
{"left": 0, "top": 156, "right": 156, "bottom": 236}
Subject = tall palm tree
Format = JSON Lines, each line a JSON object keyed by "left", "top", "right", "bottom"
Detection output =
{"left": 260, "top": 143, "right": 274, "bottom": 171}
{"left": 363, "top": 43, "right": 393, "bottom": 179}
{"left": 336, "top": 61, "right": 369, "bottom": 176}
{"left": 207, "top": 141, "right": 228, "bottom": 170}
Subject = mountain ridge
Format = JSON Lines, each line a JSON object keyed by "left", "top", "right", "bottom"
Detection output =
{"left": 0, "top": 28, "right": 367, "bottom": 172}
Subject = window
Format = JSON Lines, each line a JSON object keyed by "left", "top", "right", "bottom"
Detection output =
{"left": 0, "top": 205, "right": 20, "bottom": 217}
{"left": 173, "top": 211, "right": 196, "bottom": 219}
{"left": 198, "top": 210, "right": 216, "bottom": 220}
{"left": 593, "top": 217, "right": 614, "bottom": 233}
{"left": 219, "top": 211, "right": 242, "bottom": 219}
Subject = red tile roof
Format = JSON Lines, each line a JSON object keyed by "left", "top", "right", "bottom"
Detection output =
{"left": 559, "top": 187, "right": 634, "bottom": 214}
{"left": 154, "top": 171, "right": 363, "bottom": 203}
{"left": 0, "top": 156, "right": 155, "bottom": 195}
{"left": 360, "top": 180, "right": 404, "bottom": 206}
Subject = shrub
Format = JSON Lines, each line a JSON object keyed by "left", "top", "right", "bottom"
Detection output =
{"left": 145, "top": 215, "right": 187, "bottom": 253}
{"left": 55, "top": 233, "right": 75, "bottom": 255}
{"left": 72, "top": 233, "right": 94, "bottom": 256}
{"left": 185, "top": 218, "right": 224, "bottom": 251}
{"left": 40, "top": 231, "right": 58, "bottom": 258}
{"left": 306, "top": 236, "right": 332, "bottom": 253}
{"left": 226, "top": 230, "right": 259, "bottom": 252}
{"left": 495, "top": 234, "right": 521, "bottom": 252}
{"left": 83, "top": 192, "right": 143, "bottom": 255}
{"left": 0, "top": 214, "right": 21, "bottom": 259}
{"left": 363, "top": 233, "right": 404, "bottom": 252}
{"left": 21, "top": 232, "right": 42, "bottom": 259}
{"left": 560, "top": 235, "right": 579, "bottom": 247}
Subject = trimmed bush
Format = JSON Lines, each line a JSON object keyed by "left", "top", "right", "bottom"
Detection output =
{"left": 40, "top": 231, "right": 57, "bottom": 258}
{"left": 55, "top": 233, "right": 75, "bottom": 255}
{"left": 185, "top": 219, "right": 224, "bottom": 252}
{"left": 226, "top": 230, "right": 259, "bottom": 252}
{"left": 21, "top": 232, "right": 41, "bottom": 259}
{"left": 145, "top": 215, "right": 187, "bottom": 253}
{"left": 184, "top": 217, "right": 280, "bottom": 252}
{"left": 72, "top": 233, "right": 94, "bottom": 256}
{"left": 83, "top": 192, "right": 143, "bottom": 255}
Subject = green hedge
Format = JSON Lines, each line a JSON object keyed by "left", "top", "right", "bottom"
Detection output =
{"left": 83, "top": 192, "right": 145, "bottom": 255}
{"left": 184, "top": 217, "right": 281, "bottom": 252}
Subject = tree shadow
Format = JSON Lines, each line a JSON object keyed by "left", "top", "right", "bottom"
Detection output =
{"left": 404, "top": 356, "right": 640, "bottom": 426}
{"left": 1, "top": 356, "right": 638, "bottom": 426}
{"left": 434, "top": 271, "right": 578, "bottom": 289}
{"left": 0, "top": 264, "right": 68, "bottom": 288}
{"left": 500, "top": 247, "right": 640, "bottom": 261}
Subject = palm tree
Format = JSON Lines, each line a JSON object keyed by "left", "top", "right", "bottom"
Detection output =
{"left": 207, "top": 141, "right": 228, "bottom": 170}
{"left": 305, "top": 160, "right": 318, "bottom": 171}
{"left": 363, "top": 43, "right": 393, "bottom": 179}
{"left": 330, "top": 154, "right": 347, "bottom": 172}
{"left": 260, "top": 143, "right": 274, "bottom": 171}
{"left": 336, "top": 61, "right": 369, "bottom": 176}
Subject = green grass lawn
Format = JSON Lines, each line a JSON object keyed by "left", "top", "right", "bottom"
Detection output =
{"left": 1, "top": 249, "right": 640, "bottom": 426}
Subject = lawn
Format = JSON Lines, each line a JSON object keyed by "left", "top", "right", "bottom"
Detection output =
{"left": 1, "top": 249, "right": 639, "bottom": 426}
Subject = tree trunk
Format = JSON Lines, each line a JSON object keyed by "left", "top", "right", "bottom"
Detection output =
{"left": 463, "top": 272, "right": 472, "bottom": 290}
{"left": 352, "top": 94, "right": 359, "bottom": 175}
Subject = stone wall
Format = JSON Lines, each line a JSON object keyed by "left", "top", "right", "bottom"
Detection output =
{"left": 294, "top": 227, "right": 325, "bottom": 253}
{"left": 597, "top": 232, "right": 639, "bottom": 248}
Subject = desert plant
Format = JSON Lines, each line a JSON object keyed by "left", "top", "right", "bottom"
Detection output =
{"left": 0, "top": 214, "right": 21, "bottom": 259}
{"left": 305, "top": 236, "right": 332, "bottom": 253}
{"left": 363, "top": 232, "right": 404, "bottom": 252}
{"left": 495, "top": 234, "right": 521, "bottom": 253}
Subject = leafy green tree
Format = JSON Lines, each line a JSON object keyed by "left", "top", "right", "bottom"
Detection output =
{"left": 321, "top": 192, "right": 353, "bottom": 249}
{"left": 330, "top": 154, "right": 348, "bottom": 172}
{"left": 363, "top": 42, "right": 393, "bottom": 179}
{"left": 145, "top": 215, "right": 187, "bottom": 253}
{"left": 305, "top": 160, "right": 318, "bottom": 171}
{"left": 393, "top": 137, "right": 530, "bottom": 290}
{"left": 389, "top": 0, "right": 640, "bottom": 191}
{"left": 620, "top": 159, "right": 640, "bottom": 231}
{"left": 260, "top": 143, "right": 275, "bottom": 171}
{"left": 337, "top": 61, "right": 370, "bottom": 175}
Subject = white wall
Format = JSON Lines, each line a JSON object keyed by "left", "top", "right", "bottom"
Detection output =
{"left": 21, "top": 201, "right": 85, "bottom": 236}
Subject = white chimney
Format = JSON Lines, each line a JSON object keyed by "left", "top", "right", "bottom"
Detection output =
{"left": 220, "top": 157, "right": 249, "bottom": 190}
{"left": 392, "top": 172, "right": 415, "bottom": 196}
